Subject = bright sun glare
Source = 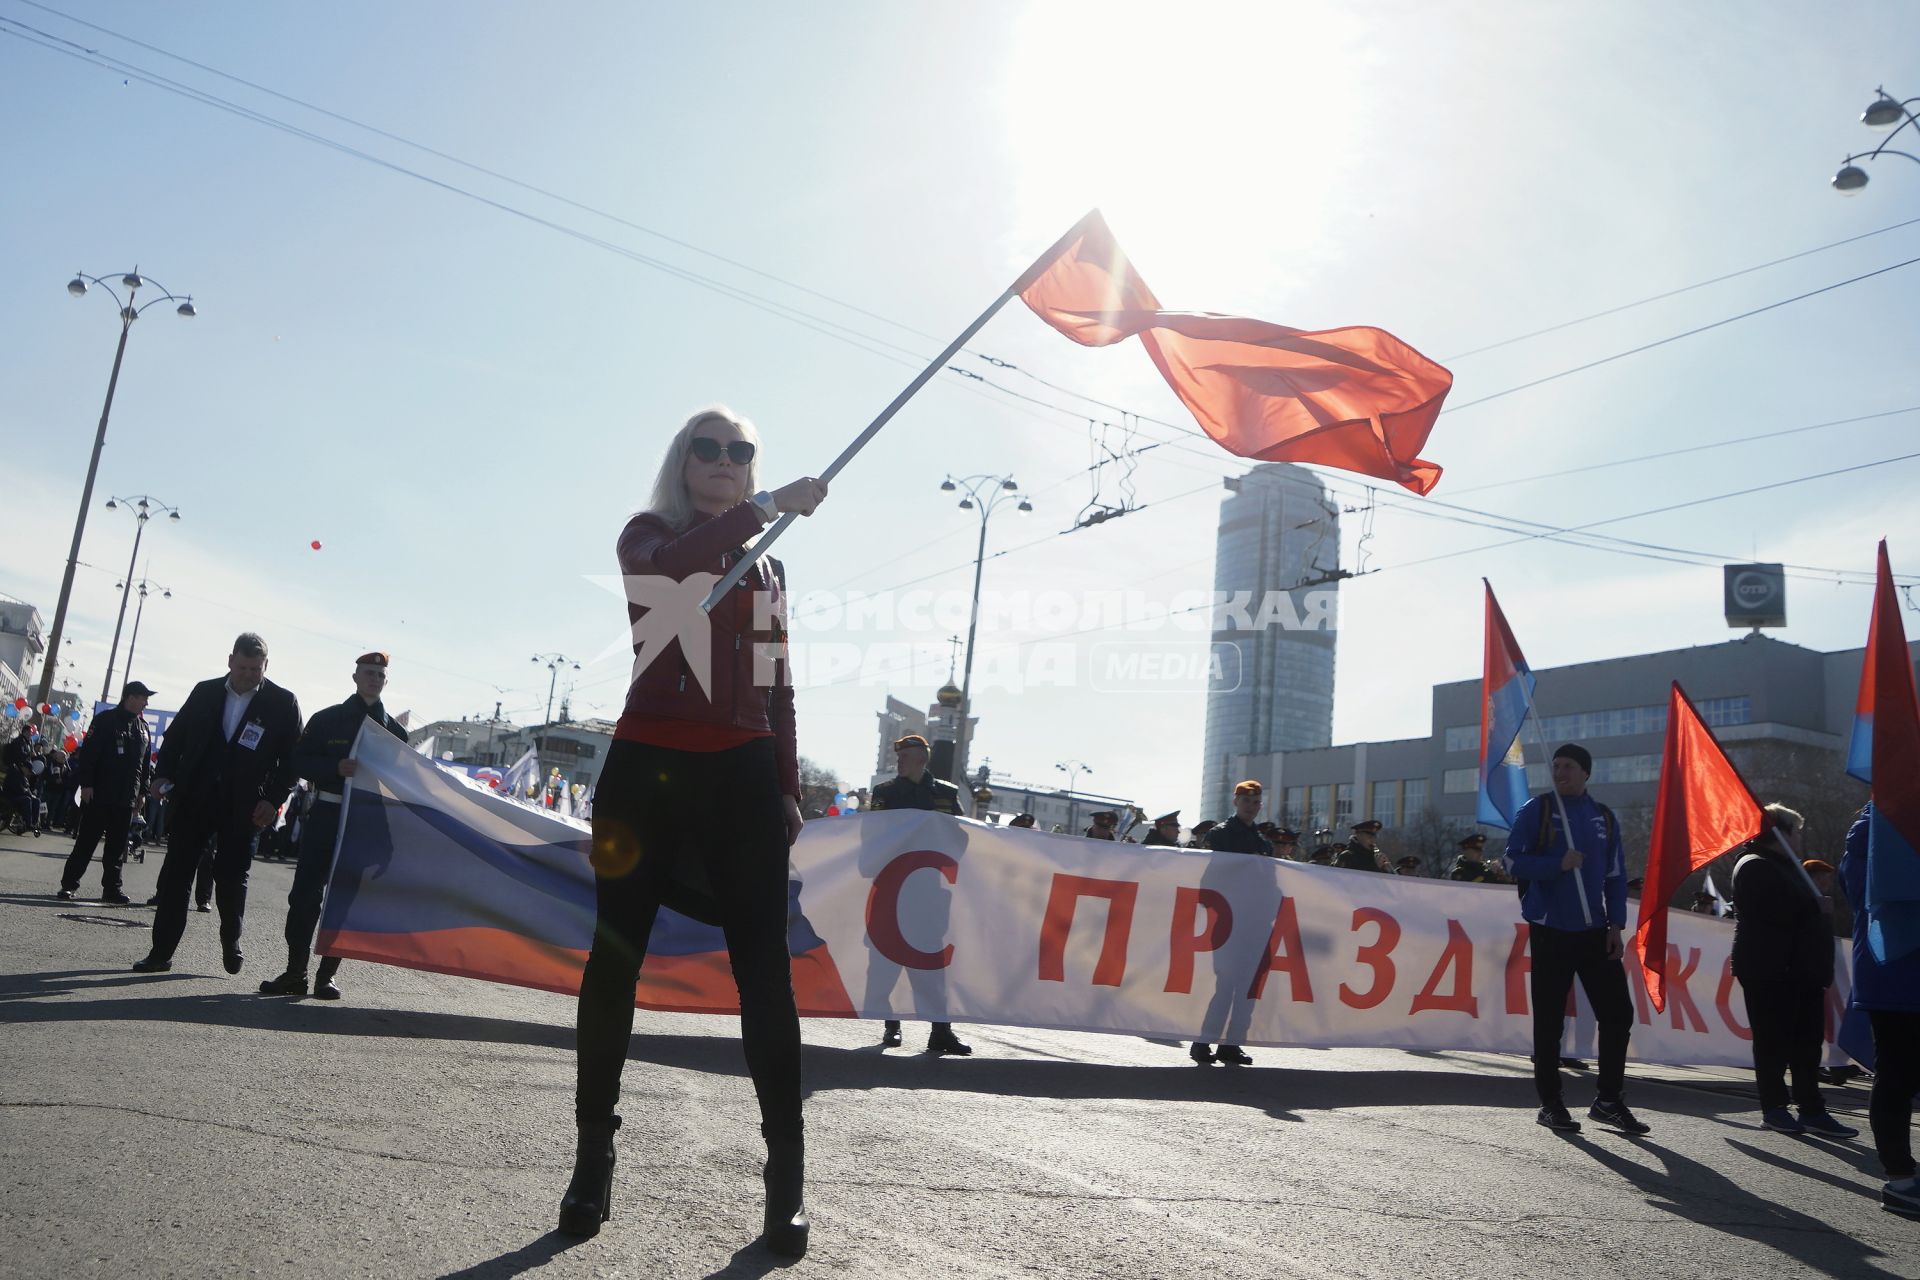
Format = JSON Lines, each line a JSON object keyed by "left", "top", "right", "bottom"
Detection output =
{"left": 1004, "top": 1, "right": 1372, "bottom": 306}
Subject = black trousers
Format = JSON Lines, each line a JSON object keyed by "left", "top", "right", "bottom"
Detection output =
{"left": 1740, "top": 980, "right": 1825, "bottom": 1111}
{"left": 1530, "top": 925, "right": 1633, "bottom": 1105}
{"left": 61, "top": 799, "right": 133, "bottom": 894}
{"left": 1871, "top": 1010, "right": 1920, "bottom": 1178}
{"left": 575, "top": 737, "right": 802, "bottom": 1141}
{"left": 284, "top": 801, "right": 344, "bottom": 976}
{"left": 150, "top": 792, "right": 263, "bottom": 961}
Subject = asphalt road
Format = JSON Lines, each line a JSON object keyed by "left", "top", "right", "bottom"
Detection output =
{"left": 2, "top": 830, "right": 1914, "bottom": 1279}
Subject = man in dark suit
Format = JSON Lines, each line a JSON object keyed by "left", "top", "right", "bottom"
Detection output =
{"left": 260, "top": 651, "right": 408, "bottom": 1000}
{"left": 868, "top": 734, "right": 971, "bottom": 1055}
{"left": 57, "top": 680, "right": 155, "bottom": 903}
{"left": 134, "top": 632, "right": 303, "bottom": 975}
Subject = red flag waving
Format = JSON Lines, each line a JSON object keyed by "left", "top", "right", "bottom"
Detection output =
{"left": 1019, "top": 212, "right": 1453, "bottom": 494}
{"left": 1635, "top": 682, "right": 1763, "bottom": 1012}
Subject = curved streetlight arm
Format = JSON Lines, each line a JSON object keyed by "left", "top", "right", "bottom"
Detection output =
{"left": 1843, "top": 147, "right": 1920, "bottom": 168}
{"left": 132, "top": 289, "right": 195, "bottom": 317}
{"left": 69, "top": 273, "right": 127, "bottom": 312}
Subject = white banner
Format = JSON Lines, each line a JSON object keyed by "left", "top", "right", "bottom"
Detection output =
{"left": 324, "top": 728, "right": 1851, "bottom": 1071}
{"left": 798, "top": 811, "right": 1851, "bottom": 1069}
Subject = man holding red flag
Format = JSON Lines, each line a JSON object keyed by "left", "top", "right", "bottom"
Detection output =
{"left": 1504, "top": 743, "right": 1644, "bottom": 1135}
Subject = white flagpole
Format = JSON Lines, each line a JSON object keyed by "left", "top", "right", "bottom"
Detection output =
{"left": 700, "top": 209, "right": 1103, "bottom": 614}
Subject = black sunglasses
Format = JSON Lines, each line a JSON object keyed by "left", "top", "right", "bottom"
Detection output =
{"left": 689, "top": 436, "right": 756, "bottom": 465}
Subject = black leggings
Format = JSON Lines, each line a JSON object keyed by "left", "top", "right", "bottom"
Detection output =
{"left": 574, "top": 736, "right": 802, "bottom": 1141}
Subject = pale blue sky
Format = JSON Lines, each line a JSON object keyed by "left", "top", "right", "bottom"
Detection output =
{"left": 4, "top": 1, "right": 1918, "bottom": 817}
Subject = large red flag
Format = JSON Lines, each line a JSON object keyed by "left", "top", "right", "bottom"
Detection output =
{"left": 1019, "top": 212, "right": 1453, "bottom": 494}
{"left": 1635, "top": 681, "right": 1763, "bottom": 1012}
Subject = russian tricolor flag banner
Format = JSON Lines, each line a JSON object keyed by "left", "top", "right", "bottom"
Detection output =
{"left": 1847, "top": 540, "right": 1920, "bottom": 963}
{"left": 315, "top": 725, "right": 856, "bottom": 1015}
{"left": 316, "top": 723, "right": 1859, "bottom": 1070}
{"left": 1477, "top": 582, "right": 1535, "bottom": 829}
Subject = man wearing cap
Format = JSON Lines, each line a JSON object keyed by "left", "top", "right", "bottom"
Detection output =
{"left": 1085, "top": 810, "right": 1120, "bottom": 840}
{"left": 869, "top": 733, "right": 971, "bottom": 1055}
{"left": 1270, "top": 828, "right": 1301, "bottom": 861}
{"left": 1505, "top": 742, "right": 1644, "bottom": 1135}
{"left": 260, "top": 652, "right": 408, "bottom": 1000}
{"left": 1185, "top": 819, "right": 1217, "bottom": 849}
{"left": 1394, "top": 855, "right": 1425, "bottom": 877}
{"left": 1007, "top": 813, "right": 1037, "bottom": 830}
{"left": 870, "top": 735, "right": 964, "bottom": 819}
{"left": 1205, "top": 782, "right": 1272, "bottom": 857}
{"left": 1449, "top": 833, "right": 1502, "bottom": 883}
{"left": 1141, "top": 811, "right": 1183, "bottom": 847}
{"left": 1336, "top": 820, "right": 1390, "bottom": 873}
{"left": 1193, "top": 781, "right": 1270, "bottom": 1066}
{"left": 56, "top": 681, "right": 154, "bottom": 904}
{"left": 134, "top": 632, "right": 304, "bottom": 977}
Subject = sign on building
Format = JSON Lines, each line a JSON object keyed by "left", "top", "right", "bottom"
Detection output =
{"left": 1724, "top": 563, "right": 1786, "bottom": 629}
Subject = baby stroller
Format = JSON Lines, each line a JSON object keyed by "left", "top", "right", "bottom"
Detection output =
{"left": 127, "top": 811, "right": 150, "bottom": 864}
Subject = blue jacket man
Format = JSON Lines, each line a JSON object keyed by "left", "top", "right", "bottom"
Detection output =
{"left": 1504, "top": 742, "right": 1645, "bottom": 1136}
{"left": 1843, "top": 807, "right": 1920, "bottom": 1216}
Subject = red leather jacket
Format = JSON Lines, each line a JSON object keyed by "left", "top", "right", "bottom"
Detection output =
{"left": 617, "top": 502, "right": 800, "bottom": 796}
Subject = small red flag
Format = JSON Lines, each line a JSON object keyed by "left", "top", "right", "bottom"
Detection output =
{"left": 1634, "top": 681, "right": 1763, "bottom": 1012}
{"left": 1019, "top": 212, "right": 1453, "bottom": 494}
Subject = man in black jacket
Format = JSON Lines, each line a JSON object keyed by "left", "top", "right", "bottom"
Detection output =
{"left": 261, "top": 652, "right": 408, "bottom": 1000}
{"left": 868, "top": 734, "right": 971, "bottom": 1055}
{"left": 134, "top": 633, "right": 303, "bottom": 975}
{"left": 57, "top": 681, "right": 154, "bottom": 903}
{"left": 1205, "top": 781, "right": 1272, "bottom": 857}
{"left": 1194, "top": 780, "right": 1271, "bottom": 1066}
{"left": 1730, "top": 804, "right": 1859, "bottom": 1138}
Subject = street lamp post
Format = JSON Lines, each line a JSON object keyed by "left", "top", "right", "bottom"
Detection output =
{"left": 531, "top": 653, "right": 580, "bottom": 729}
{"left": 1831, "top": 87, "right": 1920, "bottom": 193}
{"left": 118, "top": 573, "right": 172, "bottom": 689}
{"left": 940, "top": 473, "right": 1032, "bottom": 781}
{"left": 36, "top": 269, "right": 196, "bottom": 707}
{"left": 100, "top": 497, "right": 180, "bottom": 702}
{"left": 1056, "top": 759, "right": 1092, "bottom": 834}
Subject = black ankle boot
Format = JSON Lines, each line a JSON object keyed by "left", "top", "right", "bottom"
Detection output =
{"left": 761, "top": 1136, "right": 809, "bottom": 1258}
{"left": 557, "top": 1114, "right": 621, "bottom": 1237}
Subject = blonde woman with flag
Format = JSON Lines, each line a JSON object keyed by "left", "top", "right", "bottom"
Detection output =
{"left": 559, "top": 406, "right": 826, "bottom": 1257}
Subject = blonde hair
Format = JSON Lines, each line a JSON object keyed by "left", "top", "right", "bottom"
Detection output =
{"left": 1763, "top": 802, "right": 1804, "bottom": 835}
{"left": 646, "top": 404, "right": 763, "bottom": 530}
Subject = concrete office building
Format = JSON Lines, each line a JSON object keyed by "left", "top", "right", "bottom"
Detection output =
{"left": 1198, "top": 464, "right": 1341, "bottom": 819}
{"left": 1228, "top": 634, "right": 1918, "bottom": 869}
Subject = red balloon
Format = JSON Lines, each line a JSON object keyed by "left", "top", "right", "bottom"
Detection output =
{"left": 38, "top": 703, "right": 52, "bottom": 715}
{"left": 826, "top": 805, "right": 840, "bottom": 816}
{"left": 62, "top": 735, "right": 78, "bottom": 752}
{"left": 11, "top": 697, "right": 24, "bottom": 709}
{"left": 487, "top": 778, "right": 501, "bottom": 788}
{"left": 310, "top": 539, "right": 322, "bottom": 550}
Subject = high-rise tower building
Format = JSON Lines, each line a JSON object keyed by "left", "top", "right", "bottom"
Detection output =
{"left": 1199, "top": 463, "right": 1340, "bottom": 819}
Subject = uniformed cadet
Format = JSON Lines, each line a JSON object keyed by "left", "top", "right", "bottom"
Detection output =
{"left": 259, "top": 652, "right": 408, "bottom": 1001}
{"left": 1270, "top": 828, "right": 1301, "bottom": 861}
{"left": 1336, "top": 819, "right": 1390, "bottom": 872}
{"left": 1185, "top": 819, "right": 1217, "bottom": 848}
{"left": 1085, "top": 809, "right": 1120, "bottom": 840}
{"left": 1194, "top": 781, "right": 1269, "bottom": 1066}
{"left": 868, "top": 734, "right": 971, "bottom": 1055}
{"left": 1204, "top": 782, "right": 1272, "bottom": 857}
{"left": 57, "top": 681, "right": 155, "bottom": 903}
{"left": 1449, "top": 832, "right": 1502, "bottom": 882}
{"left": 1394, "top": 855, "right": 1425, "bottom": 876}
{"left": 1140, "top": 811, "right": 1183, "bottom": 847}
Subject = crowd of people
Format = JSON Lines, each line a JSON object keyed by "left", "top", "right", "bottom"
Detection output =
{"left": 4, "top": 403, "right": 1914, "bottom": 1248}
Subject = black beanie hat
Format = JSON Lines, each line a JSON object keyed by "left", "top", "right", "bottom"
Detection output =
{"left": 1553, "top": 743, "right": 1593, "bottom": 775}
